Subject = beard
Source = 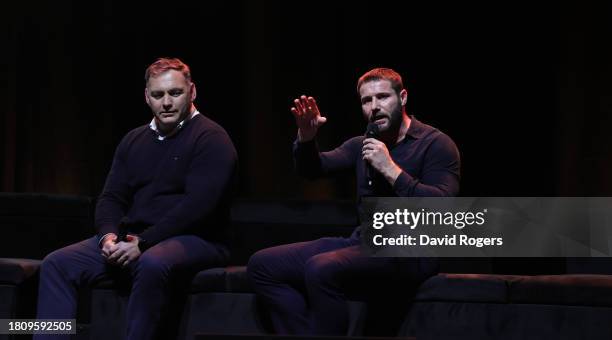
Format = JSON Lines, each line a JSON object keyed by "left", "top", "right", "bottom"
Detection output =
{"left": 373, "top": 104, "right": 403, "bottom": 134}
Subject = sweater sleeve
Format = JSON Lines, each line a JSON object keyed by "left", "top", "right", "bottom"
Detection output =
{"left": 95, "top": 135, "right": 133, "bottom": 239}
{"left": 138, "top": 130, "right": 237, "bottom": 247}
{"left": 293, "top": 137, "right": 360, "bottom": 179}
{"left": 393, "top": 132, "right": 461, "bottom": 197}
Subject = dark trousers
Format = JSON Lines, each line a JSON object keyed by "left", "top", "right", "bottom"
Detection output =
{"left": 34, "top": 235, "right": 228, "bottom": 340}
{"left": 246, "top": 235, "right": 438, "bottom": 336}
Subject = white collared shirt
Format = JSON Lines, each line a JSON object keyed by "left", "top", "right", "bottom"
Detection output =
{"left": 149, "top": 110, "right": 200, "bottom": 140}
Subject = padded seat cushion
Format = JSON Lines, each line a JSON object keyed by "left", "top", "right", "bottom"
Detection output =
{"left": 508, "top": 274, "right": 612, "bottom": 307}
{"left": 0, "top": 258, "right": 41, "bottom": 285}
{"left": 190, "top": 266, "right": 251, "bottom": 293}
{"left": 415, "top": 273, "right": 521, "bottom": 303}
{"left": 416, "top": 273, "right": 612, "bottom": 307}
{"left": 92, "top": 266, "right": 253, "bottom": 293}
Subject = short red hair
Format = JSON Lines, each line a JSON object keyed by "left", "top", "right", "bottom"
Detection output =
{"left": 144, "top": 57, "right": 192, "bottom": 84}
{"left": 356, "top": 68, "right": 403, "bottom": 94}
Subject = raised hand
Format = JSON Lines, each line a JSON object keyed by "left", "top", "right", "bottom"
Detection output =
{"left": 290, "top": 95, "right": 327, "bottom": 142}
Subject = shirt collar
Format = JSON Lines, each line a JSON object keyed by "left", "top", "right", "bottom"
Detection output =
{"left": 149, "top": 110, "right": 199, "bottom": 141}
{"left": 403, "top": 115, "right": 427, "bottom": 140}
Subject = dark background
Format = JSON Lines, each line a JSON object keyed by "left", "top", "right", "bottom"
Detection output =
{"left": 2, "top": 0, "right": 611, "bottom": 200}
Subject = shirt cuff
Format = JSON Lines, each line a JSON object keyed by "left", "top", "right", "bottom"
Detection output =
{"left": 293, "top": 138, "right": 317, "bottom": 150}
{"left": 392, "top": 171, "right": 417, "bottom": 197}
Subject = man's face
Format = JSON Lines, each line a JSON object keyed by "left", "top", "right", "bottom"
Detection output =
{"left": 145, "top": 70, "right": 196, "bottom": 132}
{"left": 359, "top": 79, "right": 407, "bottom": 133}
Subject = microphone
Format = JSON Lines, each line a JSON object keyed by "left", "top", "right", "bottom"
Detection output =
{"left": 365, "top": 123, "right": 380, "bottom": 187}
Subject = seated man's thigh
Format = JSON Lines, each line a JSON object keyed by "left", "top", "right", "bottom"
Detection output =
{"left": 41, "top": 236, "right": 109, "bottom": 285}
{"left": 135, "top": 235, "right": 229, "bottom": 274}
{"left": 305, "top": 245, "right": 437, "bottom": 298}
{"left": 248, "top": 237, "right": 355, "bottom": 285}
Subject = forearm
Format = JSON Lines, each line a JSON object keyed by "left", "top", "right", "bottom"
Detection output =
{"left": 393, "top": 171, "right": 460, "bottom": 197}
{"left": 294, "top": 137, "right": 359, "bottom": 178}
{"left": 297, "top": 129, "right": 316, "bottom": 143}
{"left": 95, "top": 193, "right": 127, "bottom": 237}
{"left": 95, "top": 137, "right": 132, "bottom": 237}
{"left": 293, "top": 139, "right": 324, "bottom": 178}
{"left": 390, "top": 132, "right": 460, "bottom": 197}
{"left": 380, "top": 161, "right": 403, "bottom": 186}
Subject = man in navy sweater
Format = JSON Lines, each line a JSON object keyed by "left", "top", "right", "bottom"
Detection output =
{"left": 247, "top": 68, "right": 460, "bottom": 336}
{"left": 35, "top": 58, "right": 238, "bottom": 340}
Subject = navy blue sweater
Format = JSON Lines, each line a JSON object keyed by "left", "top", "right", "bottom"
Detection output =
{"left": 95, "top": 114, "right": 238, "bottom": 247}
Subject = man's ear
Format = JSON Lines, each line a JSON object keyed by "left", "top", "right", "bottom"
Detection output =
{"left": 400, "top": 88, "right": 408, "bottom": 106}
{"left": 190, "top": 83, "right": 197, "bottom": 102}
{"left": 144, "top": 88, "right": 150, "bottom": 106}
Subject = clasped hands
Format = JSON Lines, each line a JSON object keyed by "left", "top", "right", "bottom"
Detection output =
{"left": 291, "top": 95, "right": 402, "bottom": 184}
{"left": 101, "top": 234, "right": 141, "bottom": 267}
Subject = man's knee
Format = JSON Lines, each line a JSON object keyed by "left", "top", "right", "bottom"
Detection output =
{"left": 246, "top": 248, "right": 276, "bottom": 281}
{"left": 304, "top": 253, "right": 342, "bottom": 286}
{"left": 40, "top": 248, "right": 71, "bottom": 275}
{"left": 135, "top": 252, "right": 172, "bottom": 279}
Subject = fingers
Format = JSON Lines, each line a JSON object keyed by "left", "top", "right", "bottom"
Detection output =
{"left": 120, "top": 249, "right": 142, "bottom": 267}
{"left": 107, "top": 249, "right": 123, "bottom": 263}
{"left": 363, "top": 138, "right": 384, "bottom": 146}
{"left": 307, "top": 97, "right": 319, "bottom": 116}
{"left": 300, "top": 96, "right": 309, "bottom": 114}
{"left": 101, "top": 248, "right": 110, "bottom": 258}
{"left": 362, "top": 138, "right": 382, "bottom": 152}
{"left": 362, "top": 147, "right": 378, "bottom": 160}
{"left": 108, "top": 250, "right": 137, "bottom": 267}
{"left": 291, "top": 95, "right": 321, "bottom": 120}
{"left": 362, "top": 138, "right": 387, "bottom": 160}
{"left": 104, "top": 238, "right": 141, "bottom": 266}
{"left": 296, "top": 96, "right": 310, "bottom": 115}
{"left": 107, "top": 243, "right": 127, "bottom": 262}
{"left": 101, "top": 243, "right": 117, "bottom": 258}
{"left": 101, "top": 244, "right": 109, "bottom": 257}
{"left": 118, "top": 253, "right": 132, "bottom": 267}
{"left": 293, "top": 98, "right": 304, "bottom": 116}
{"left": 109, "top": 243, "right": 119, "bottom": 253}
{"left": 290, "top": 106, "right": 300, "bottom": 118}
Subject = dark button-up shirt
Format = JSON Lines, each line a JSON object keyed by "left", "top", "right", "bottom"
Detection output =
{"left": 293, "top": 116, "right": 460, "bottom": 200}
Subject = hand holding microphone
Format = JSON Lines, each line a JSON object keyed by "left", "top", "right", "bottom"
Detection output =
{"left": 363, "top": 123, "right": 402, "bottom": 186}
